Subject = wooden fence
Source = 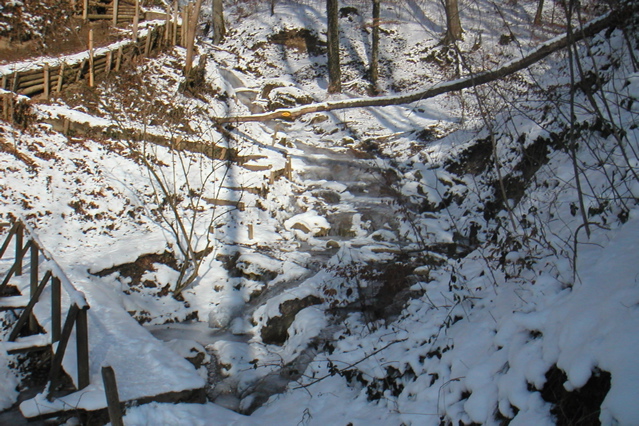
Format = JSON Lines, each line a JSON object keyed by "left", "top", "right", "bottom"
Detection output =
{"left": 0, "top": 220, "right": 91, "bottom": 398}
{"left": 0, "top": 20, "right": 182, "bottom": 101}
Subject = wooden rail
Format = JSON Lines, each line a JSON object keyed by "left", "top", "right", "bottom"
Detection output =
{"left": 0, "top": 20, "right": 182, "bottom": 102}
{"left": 0, "top": 219, "right": 91, "bottom": 398}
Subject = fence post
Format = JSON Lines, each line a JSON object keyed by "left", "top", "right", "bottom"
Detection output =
{"left": 172, "top": 0, "right": 179, "bottom": 46}
{"left": 48, "top": 304, "right": 80, "bottom": 398}
{"left": 43, "top": 65, "right": 50, "bottom": 99}
{"left": 29, "top": 241, "right": 38, "bottom": 332}
{"left": 56, "top": 63, "right": 65, "bottom": 93}
{"left": 102, "top": 366, "right": 124, "bottom": 426}
{"left": 51, "top": 276, "right": 61, "bottom": 342}
{"left": 132, "top": 0, "right": 140, "bottom": 41}
{"left": 89, "top": 29, "right": 95, "bottom": 87}
{"left": 76, "top": 307, "right": 90, "bottom": 390}
{"left": 12, "top": 72, "right": 20, "bottom": 92}
{"left": 112, "top": 0, "right": 120, "bottom": 27}
{"left": 15, "top": 222, "right": 23, "bottom": 276}
{"left": 115, "top": 46, "right": 123, "bottom": 72}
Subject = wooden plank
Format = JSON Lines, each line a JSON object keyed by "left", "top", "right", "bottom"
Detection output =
{"left": 56, "top": 63, "right": 65, "bottom": 93}
{"left": 105, "top": 51, "right": 112, "bottom": 76}
{"left": 51, "top": 276, "right": 61, "bottom": 342}
{"left": 115, "top": 46, "right": 123, "bottom": 72}
{"left": 144, "top": 28, "right": 152, "bottom": 56}
{"left": 15, "top": 222, "right": 23, "bottom": 276}
{"left": 21, "top": 84, "right": 46, "bottom": 97}
{"left": 19, "top": 77, "right": 45, "bottom": 89}
{"left": 102, "top": 366, "right": 124, "bottom": 426}
{"left": 29, "top": 241, "right": 39, "bottom": 333}
{"left": 12, "top": 72, "right": 20, "bottom": 92}
{"left": 44, "top": 65, "right": 50, "bottom": 99}
{"left": 8, "top": 270, "right": 52, "bottom": 342}
{"left": 76, "top": 59, "right": 87, "bottom": 82}
{"left": 48, "top": 304, "right": 80, "bottom": 398}
{"left": 76, "top": 307, "right": 90, "bottom": 389}
{"left": 112, "top": 0, "right": 119, "bottom": 26}
{"left": 0, "top": 221, "right": 19, "bottom": 259}
{"left": 0, "top": 295, "right": 30, "bottom": 311}
{"left": 89, "top": 29, "right": 95, "bottom": 87}
{"left": 132, "top": 0, "right": 139, "bottom": 41}
{"left": 3, "top": 334, "right": 50, "bottom": 355}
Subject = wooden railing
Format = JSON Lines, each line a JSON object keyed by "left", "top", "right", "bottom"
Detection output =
{"left": 0, "top": 219, "right": 90, "bottom": 398}
{"left": 0, "top": 20, "right": 182, "bottom": 101}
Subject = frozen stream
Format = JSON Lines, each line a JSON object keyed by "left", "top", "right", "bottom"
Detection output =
{"left": 144, "top": 71, "right": 409, "bottom": 413}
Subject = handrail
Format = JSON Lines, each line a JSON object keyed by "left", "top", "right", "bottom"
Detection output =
{"left": 0, "top": 218, "right": 91, "bottom": 395}
{"left": 20, "top": 219, "right": 89, "bottom": 309}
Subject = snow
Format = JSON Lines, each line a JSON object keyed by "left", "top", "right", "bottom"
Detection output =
{"left": 1, "top": 0, "right": 638, "bottom": 425}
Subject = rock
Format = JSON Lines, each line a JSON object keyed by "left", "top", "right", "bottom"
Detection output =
{"left": 266, "top": 86, "right": 314, "bottom": 111}
{"left": 260, "top": 295, "right": 323, "bottom": 345}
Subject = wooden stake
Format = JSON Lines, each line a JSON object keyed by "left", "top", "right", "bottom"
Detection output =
{"left": 144, "top": 29, "right": 152, "bottom": 56}
{"left": 51, "top": 276, "right": 61, "bottom": 342}
{"left": 29, "top": 242, "right": 38, "bottom": 333}
{"left": 286, "top": 156, "right": 292, "bottom": 180}
{"left": 1, "top": 75, "right": 6, "bottom": 90}
{"left": 83, "top": 0, "right": 88, "bottom": 21}
{"left": 181, "top": 5, "right": 188, "bottom": 47}
{"left": 76, "top": 307, "right": 90, "bottom": 390}
{"left": 112, "top": 0, "right": 120, "bottom": 26}
{"left": 115, "top": 46, "right": 123, "bottom": 71}
{"left": 2, "top": 94, "right": 8, "bottom": 120}
{"left": 15, "top": 222, "right": 23, "bottom": 276}
{"left": 12, "top": 73, "right": 20, "bottom": 92}
{"left": 172, "top": 0, "right": 178, "bottom": 46}
{"left": 132, "top": 0, "right": 139, "bottom": 41}
{"left": 269, "top": 171, "right": 275, "bottom": 185}
{"left": 248, "top": 224, "right": 254, "bottom": 240}
{"left": 164, "top": 6, "right": 170, "bottom": 44}
{"left": 63, "top": 118, "right": 70, "bottom": 135}
{"left": 89, "top": 29, "right": 95, "bottom": 87}
{"left": 102, "top": 366, "right": 124, "bottom": 426}
{"left": 76, "top": 59, "right": 87, "bottom": 82}
{"left": 105, "top": 51, "right": 112, "bottom": 76}
{"left": 43, "top": 65, "right": 50, "bottom": 99}
{"left": 56, "top": 63, "right": 65, "bottom": 93}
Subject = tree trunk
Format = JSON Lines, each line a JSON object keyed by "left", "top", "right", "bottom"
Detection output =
{"left": 534, "top": 0, "right": 545, "bottom": 26}
{"left": 327, "top": 0, "right": 341, "bottom": 94}
{"left": 370, "top": 0, "right": 380, "bottom": 93}
{"left": 443, "top": 0, "right": 463, "bottom": 44}
{"left": 184, "top": 0, "right": 204, "bottom": 75}
{"left": 271, "top": 0, "right": 275, "bottom": 16}
{"left": 212, "top": 0, "right": 226, "bottom": 45}
{"left": 211, "top": 7, "right": 624, "bottom": 123}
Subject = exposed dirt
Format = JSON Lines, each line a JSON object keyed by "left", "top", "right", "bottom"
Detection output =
{"left": 0, "top": 0, "right": 126, "bottom": 65}
{"left": 540, "top": 365, "right": 611, "bottom": 425}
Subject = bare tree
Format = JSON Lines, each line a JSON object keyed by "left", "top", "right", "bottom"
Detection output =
{"left": 369, "top": 0, "right": 380, "bottom": 93}
{"left": 185, "top": 0, "right": 204, "bottom": 75}
{"left": 327, "top": 0, "right": 341, "bottom": 94}
{"left": 212, "top": 0, "right": 226, "bottom": 44}
{"left": 534, "top": 0, "right": 544, "bottom": 25}
{"left": 443, "top": 0, "right": 463, "bottom": 44}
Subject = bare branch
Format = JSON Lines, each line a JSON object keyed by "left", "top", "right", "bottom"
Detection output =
{"left": 213, "top": 7, "right": 626, "bottom": 124}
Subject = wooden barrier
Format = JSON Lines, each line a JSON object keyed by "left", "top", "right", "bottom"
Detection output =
{"left": 0, "top": 219, "right": 91, "bottom": 396}
{"left": 0, "top": 20, "right": 182, "bottom": 100}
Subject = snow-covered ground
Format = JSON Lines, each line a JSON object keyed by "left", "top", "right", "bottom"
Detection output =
{"left": 1, "top": 0, "right": 638, "bottom": 424}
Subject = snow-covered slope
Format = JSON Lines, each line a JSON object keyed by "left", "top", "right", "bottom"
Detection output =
{"left": 1, "top": 0, "right": 638, "bottom": 425}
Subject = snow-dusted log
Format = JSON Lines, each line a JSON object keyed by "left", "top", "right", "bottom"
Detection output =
{"left": 214, "top": 7, "right": 626, "bottom": 124}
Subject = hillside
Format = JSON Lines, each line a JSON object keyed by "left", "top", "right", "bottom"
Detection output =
{"left": 1, "top": 0, "right": 638, "bottom": 425}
